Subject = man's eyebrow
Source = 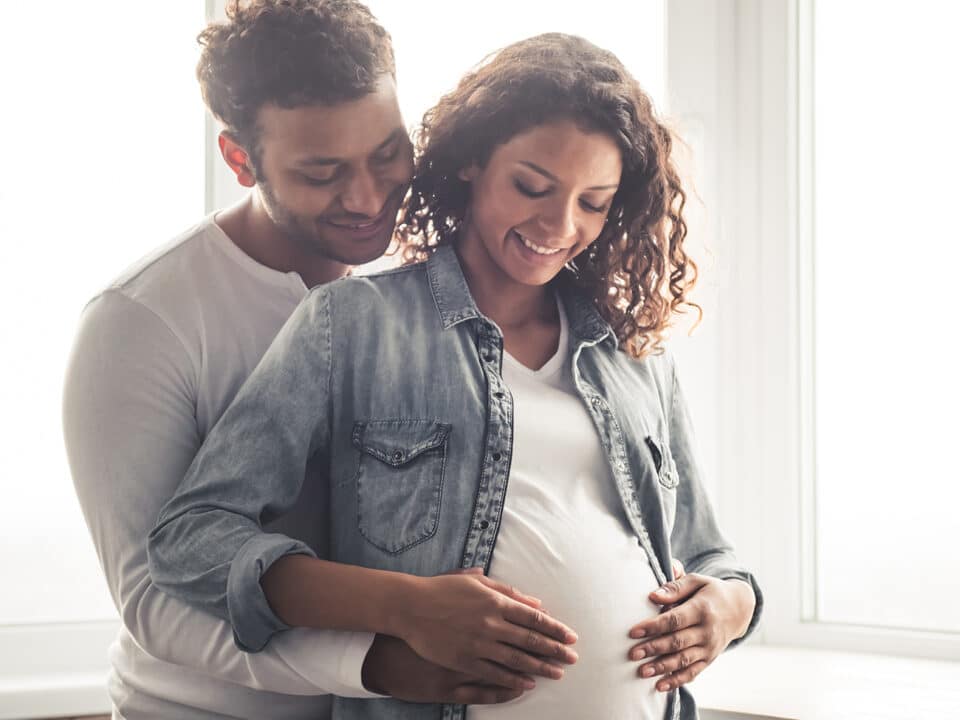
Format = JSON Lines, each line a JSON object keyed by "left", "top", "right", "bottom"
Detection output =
{"left": 518, "top": 160, "right": 619, "bottom": 191}
{"left": 297, "top": 129, "right": 405, "bottom": 168}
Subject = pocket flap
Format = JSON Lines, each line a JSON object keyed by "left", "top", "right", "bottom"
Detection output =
{"left": 352, "top": 420, "right": 452, "bottom": 467}
{"left": 645, "top": 435, "right": 680, "bottom": 489}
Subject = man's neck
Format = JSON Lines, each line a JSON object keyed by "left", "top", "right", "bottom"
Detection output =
{"left": 215, "top": 194, "right": 350, "bottom": 288}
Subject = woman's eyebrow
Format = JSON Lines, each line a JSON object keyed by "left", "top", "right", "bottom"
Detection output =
{"left": 518, "top": 160, "right": 619, "bottom": 190}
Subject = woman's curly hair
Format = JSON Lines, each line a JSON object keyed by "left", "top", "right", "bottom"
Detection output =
{"left": 197, "top": 0, "right": 394, "bottom": 173}
{"left": 397, "top": 33, "right": 698, "bottom": 359}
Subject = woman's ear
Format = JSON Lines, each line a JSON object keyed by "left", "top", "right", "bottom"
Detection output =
{"left": 457, "top": 164, "right": 480, "bottom": 182}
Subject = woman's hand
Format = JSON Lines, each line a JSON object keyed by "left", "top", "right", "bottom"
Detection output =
{"left": 627, "top": 573, "right": 755, "bottom": 692}
{"left": 391, "top": 568, "right": 579, "bottom": 691}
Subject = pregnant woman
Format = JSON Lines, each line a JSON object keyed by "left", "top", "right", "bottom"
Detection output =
{"left": 149, "top": 32, "right": 761, "bottom": 720}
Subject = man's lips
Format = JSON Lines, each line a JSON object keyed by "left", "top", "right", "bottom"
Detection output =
{"left": 322, "top": 189, "right": 404, "bottom": 230}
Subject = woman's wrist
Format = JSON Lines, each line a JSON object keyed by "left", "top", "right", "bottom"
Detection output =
{"left": 723, "top": 578, "right": 756, "bottom": 642}
{"left": 380, "top": 572, "right": 426, "bottom": 640}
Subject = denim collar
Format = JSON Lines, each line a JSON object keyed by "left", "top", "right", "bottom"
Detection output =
{"left": 426, "top": 244, "right": 615, "bottom": 349}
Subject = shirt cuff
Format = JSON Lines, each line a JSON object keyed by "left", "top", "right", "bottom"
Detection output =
{"left": 336, "top": 632, "right": 386, "bottom": 698}
{"left": 227, "top": 532, "right": 317, "bottom": 652}
{"left": 717, "top": 571, "right": 764, "bottom": 649}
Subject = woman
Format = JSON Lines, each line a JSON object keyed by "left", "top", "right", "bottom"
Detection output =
{"left": 149, "top": 33, "right": 761, "bottom": 720}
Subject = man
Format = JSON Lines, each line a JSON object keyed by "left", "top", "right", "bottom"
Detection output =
{"left": 63, "top": 2, "right": 518, "bottom": 718}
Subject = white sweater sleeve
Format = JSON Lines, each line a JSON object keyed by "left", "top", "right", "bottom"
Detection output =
{"left": 62, "top": 290, "right": 377, "bottom": 697}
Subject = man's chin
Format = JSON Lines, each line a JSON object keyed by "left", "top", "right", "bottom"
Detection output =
{"left": 317, "top": 235, "right": 394, "bottom": 267}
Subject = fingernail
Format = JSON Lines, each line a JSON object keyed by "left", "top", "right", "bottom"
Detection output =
{"left": 641, "top": 666, "right": 655, "bottom": 678}
{"left": 566, "top": 631, "right": 578, "bottom": 643}
{"left": 631, "top": 629, "right": 646, "bottom": 639}
{"left": 523, "top": 679, "right": 536, "bottom": 690}
{"left": 657, "top": 682, "right": 670, "bottom": 692}
{"left": 631, "top": 648, "right": 646, "bottom": 660}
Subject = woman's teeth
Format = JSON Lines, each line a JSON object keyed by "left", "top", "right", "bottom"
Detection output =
{"left": 517, "top": 232, "right": 562, "bottom": 255}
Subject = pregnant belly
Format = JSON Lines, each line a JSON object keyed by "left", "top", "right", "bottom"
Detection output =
{"left": 468, "top": 504, "right": 669, "bottom": 720}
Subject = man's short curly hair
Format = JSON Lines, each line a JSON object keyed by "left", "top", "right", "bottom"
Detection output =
{"left": 197, "top": 0, "right": 394, "bottom": 170}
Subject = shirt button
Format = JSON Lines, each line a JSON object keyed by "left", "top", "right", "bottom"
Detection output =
{"left": 494, "top": 391, "right": 504, "bottom": 399}
{"left": 484, "top": 355, "right": 496, "bottom": 363}
{"left": 492, "top": 452, "right": 502, "bottom": 461}
{"left": 479, "top": 520, "right": 490, "bottom": 530}
{"left": 592, "top": 396, "right": 603, "bottom": 407}
{"left": 392, "top": 450, "right": 403, "bottom": 462}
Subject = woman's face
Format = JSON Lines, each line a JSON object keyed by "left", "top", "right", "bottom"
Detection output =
{"left": 458, "top": 120, "right": 623, "bottom": 289}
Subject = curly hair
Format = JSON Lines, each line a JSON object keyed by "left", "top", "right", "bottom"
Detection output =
{"left": 197, "top": 0, "right": 394, "bottom": 172}
{"left": 397, "top": 33, "right": 698, "bottom": 359}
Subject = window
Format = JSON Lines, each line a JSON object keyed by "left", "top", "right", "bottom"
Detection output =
{"left": 810, "top": 1, "right": 960, "bottom": 634}
{"left": 0, "top": 2, "right": 206, "bottom": 629}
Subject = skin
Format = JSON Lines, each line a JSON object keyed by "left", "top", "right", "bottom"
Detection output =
{"left": 456, "top": 119, "right": 756, "bottom": 692}
{"left": 217, "top": 75, "right": 414, "bottom": 288}
{"left": 457, "top": 120, "right": 621, "bottom": 370}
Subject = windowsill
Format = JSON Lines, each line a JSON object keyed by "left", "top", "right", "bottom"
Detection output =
{"left": 693, "top": 644, "right": 960, "bottom": 720}
{"left": 2, "top": 644, "right": 958, "bottom": 720}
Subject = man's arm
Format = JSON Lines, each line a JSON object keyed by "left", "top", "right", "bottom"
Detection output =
{"left": 63, "top": 290, "right": 378, "bottom": 696}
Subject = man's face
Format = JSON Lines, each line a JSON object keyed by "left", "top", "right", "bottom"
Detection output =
{"left": 253, "top": 75, "right": 413, "bottom": 266}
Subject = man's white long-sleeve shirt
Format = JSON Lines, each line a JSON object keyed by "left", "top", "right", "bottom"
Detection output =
{"left": 63, "top": 214, "right": 377, "bottom": 719}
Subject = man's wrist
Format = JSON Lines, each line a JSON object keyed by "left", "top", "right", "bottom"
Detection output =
{"left": 361, "top": 634, "right": 391, "bottom": 695}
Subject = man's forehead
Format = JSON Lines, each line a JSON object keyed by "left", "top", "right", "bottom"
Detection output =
{"left": 257, "top": 77, "right": 404, "bottom": 161}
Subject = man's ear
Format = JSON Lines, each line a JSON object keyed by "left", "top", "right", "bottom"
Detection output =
{"left": 457, "top": 164, "right": 480, "bottom": 182}
{"left": 218, "top": 133, "right": 257, "bottom": 188}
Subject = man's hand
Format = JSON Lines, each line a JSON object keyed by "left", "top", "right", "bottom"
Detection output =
{"left": 393, "top": 567, "right": 578, "bottom": 691}
{"left": 362, "top": 634, "right": 527, "bottom": 705}
{"left": 626, "top": 573, "right": 755, "bottom": 692}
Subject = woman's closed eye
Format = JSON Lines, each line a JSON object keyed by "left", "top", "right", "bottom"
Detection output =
{"left": 513, "top": 178, "right": 550, "bottom": 198}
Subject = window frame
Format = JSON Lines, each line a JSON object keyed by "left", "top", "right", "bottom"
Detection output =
{"left": 669, "top": 0, "right": 959, "bottom": 661}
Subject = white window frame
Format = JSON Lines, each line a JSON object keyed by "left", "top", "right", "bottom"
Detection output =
{"left": 665, "top": 0, "right": 958, "bottom": 662}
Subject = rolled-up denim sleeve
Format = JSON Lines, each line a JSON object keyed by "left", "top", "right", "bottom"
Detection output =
{"left": 666, "top": 356, "right": 764, "bottom": 647}
{"left": 148, "top": 286, "right": 334, "bottom": 652}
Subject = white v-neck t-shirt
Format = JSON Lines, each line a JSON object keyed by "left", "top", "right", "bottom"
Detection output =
{"left": 470, "top": 301, "right": 668, "bottom": 720}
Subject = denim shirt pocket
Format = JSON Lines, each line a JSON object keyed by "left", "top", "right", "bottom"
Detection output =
{"left": 645, "top": 435, "right": 680, "bottom": 536}
{"left": 352, "top": 419, "right": 451, "bottom": 554}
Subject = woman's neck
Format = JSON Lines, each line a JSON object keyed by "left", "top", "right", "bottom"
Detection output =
{"left": 455, "top": 240, "right": 556, "bottom": 333}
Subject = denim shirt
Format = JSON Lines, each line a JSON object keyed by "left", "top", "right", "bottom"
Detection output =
{"left": 148, "top": 244, "right": 762, "bottom": 720}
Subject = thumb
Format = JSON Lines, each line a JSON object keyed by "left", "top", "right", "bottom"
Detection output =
{"left": 442, "top": 566, "right": 485, "bottom": 576}
{"left": 671, "top": 558, "right": 686, "bottom": 579}
{"left": 649, "top": 572, "right": 706, "bottom": 605}
{"left": 478, "top": 576, "right": 543, "bottom": 609}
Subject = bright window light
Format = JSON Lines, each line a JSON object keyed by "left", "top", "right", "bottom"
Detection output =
{"left": 0, "top": 3, "right": 205, "bottom": 624}
{"left": 813, "top": 1, "right": 960, "bottom": 633}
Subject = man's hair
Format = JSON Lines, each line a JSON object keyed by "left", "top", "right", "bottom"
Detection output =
{"left": 197, "top": 0, "right": 395, "bottom": 170}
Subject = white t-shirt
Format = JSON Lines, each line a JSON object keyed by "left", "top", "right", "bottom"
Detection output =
{"left": 470, "top": 301, "right": 668, "bottom": 720}
{"left": 63, "top": 215, "right": 377, "bottom": 720}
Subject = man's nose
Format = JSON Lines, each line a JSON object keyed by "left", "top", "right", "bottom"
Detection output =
{"left": 340, "top": 168, "right": 385, "bottom": 218}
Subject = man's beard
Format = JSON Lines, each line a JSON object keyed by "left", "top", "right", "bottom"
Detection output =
{"left": 258, "top": 182, "right": 328, "bottom": 257}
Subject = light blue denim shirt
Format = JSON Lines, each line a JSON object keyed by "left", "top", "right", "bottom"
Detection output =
{"left": 148, "top": 244, "right": 762, "bottom": 720}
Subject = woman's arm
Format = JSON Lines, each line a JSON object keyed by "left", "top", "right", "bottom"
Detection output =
{"left": 626, "top": 354, "right": 762, "bottom": 692}
{"left": 148, "top": 287, "right": 578, "bottom": 688}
